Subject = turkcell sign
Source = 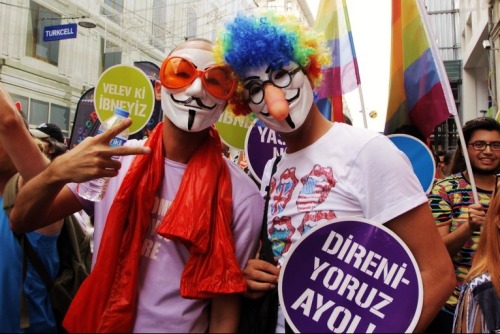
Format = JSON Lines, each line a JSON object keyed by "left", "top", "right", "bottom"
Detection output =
{"left": 43, "top": 23, "right": 77, "bottom": 42}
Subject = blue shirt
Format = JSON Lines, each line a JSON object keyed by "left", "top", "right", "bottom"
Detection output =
{"left": 0, "top": 196, "right": 60, "bottom": 333}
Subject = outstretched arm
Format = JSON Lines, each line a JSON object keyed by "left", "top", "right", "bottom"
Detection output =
{"left": 0, "top": 84, "right": 49, "bottom": 179}
{"left": 10, "top": 118, "right": 151, "bottom": 233}
{"left": 385, "top": 202, "right": 455, "bottom": 333}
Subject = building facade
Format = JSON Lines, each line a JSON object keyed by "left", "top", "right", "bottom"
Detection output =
{"left": 425, "top": 0, "right": 462, "bottom": 152}
{"left": 3, "top": 0, "right": 494, "bottom": 145}
{"left": 489, "top": 0, "right": 500, "bottom": 120}
{"left": 0, "top": 0, "right": 313, "bottom": 139}
{"left": 459, "top": 0, "right": 491, "bottom": 121}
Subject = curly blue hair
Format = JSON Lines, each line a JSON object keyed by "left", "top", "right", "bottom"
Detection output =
{"left": 215, "top": 11, "right": 330, "bottom": 115}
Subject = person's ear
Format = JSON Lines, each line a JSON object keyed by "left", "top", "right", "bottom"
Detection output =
{"left": 154, "top": 80, "right": 162, "bottom": 100}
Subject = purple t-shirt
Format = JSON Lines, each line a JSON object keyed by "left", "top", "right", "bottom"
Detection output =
{"left": 70, "top": 139, "right": 263, "bottom": 332}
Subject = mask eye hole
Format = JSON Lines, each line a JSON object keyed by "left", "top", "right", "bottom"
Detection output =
{"left": 202, "top": 67, "right": 236, "bottom": 98}
{"left": 244, "top": 81, "right": 265, "bottom": 104}
{"left": 270, "top": 69, "right": 291, "bottom": 88}
{"left": 161, "top": 57, "right": 197, "bottom": 89}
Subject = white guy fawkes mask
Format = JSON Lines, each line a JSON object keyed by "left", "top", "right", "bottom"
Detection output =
{"left": 242, "top": 63, "right": 313, "bottom": 133}
{"left": 161, "top": 48, "right": 227, "bottom": 132}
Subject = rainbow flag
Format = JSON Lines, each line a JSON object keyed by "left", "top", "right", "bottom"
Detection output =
{"left": 314, "top": 0, "right": 361, "bottom": 122}
{"left": 385, "top": 0, "right": 455, "bottom": 138}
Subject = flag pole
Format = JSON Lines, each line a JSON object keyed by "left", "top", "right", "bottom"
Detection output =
{"left": 342, "top": 0, "right": 366, "bottom": 128}
{"left": 357, "top": 85, "right": 368, "bottom": 128}
{"left": 452, "top": 116, "right": 479, "bottom": 203}
{"left": 416, "top": 0, "right": 479, "bottom": 203}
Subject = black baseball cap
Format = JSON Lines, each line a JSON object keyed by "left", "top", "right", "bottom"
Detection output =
{"left": 30, "top": 123, "right": 65, "bottom": 144}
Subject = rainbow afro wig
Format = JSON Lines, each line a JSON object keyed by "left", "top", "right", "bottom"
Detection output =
{"left": 214, "top": 11, "right": 331, "bottom": 116}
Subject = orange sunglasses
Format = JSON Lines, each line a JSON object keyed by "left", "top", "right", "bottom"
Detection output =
{"left": 160, "top": 56, "right": 237, "bottom": 100}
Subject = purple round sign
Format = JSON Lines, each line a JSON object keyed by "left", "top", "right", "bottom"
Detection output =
{"left": 245, "top": 119, "right": 287, "bottom": 183}
{"left": 279, "top": 217, "right": 422, "bottom": 333}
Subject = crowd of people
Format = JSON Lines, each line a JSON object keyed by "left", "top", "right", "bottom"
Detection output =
{"left": 0, "top": 10, "right": 499, "bottom": 334}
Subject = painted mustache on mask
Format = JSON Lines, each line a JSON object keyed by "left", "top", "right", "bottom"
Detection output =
{"left": 170, "top": 95, "right": 216, "bottom": 110}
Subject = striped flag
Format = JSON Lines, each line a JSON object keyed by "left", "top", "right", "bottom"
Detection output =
{"left": 384, "top": 0, "right": 455, "bottom": 138}
{"left": 314, "top": 0, "right": 361, "bottom": 122}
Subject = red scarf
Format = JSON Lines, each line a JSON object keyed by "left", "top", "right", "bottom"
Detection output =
{"left": 63, "top": 122, "right": 246, "bottom": 333}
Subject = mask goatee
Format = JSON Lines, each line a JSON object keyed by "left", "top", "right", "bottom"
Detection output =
{"left": 188, "top": 109, "right": 196, "bottom": 131}
{"left": 286, "top": 114, "right": 295, "bottom": 129}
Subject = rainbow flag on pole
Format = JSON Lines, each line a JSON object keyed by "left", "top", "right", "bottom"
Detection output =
{"left": 384, "top": 0, "right": 455, "bottom": 138}
{"left": 314, "top": 0, "right": 361, "bottom": 122}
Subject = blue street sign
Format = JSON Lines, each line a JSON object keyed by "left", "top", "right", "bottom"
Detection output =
{"left": 43, "top": 23, "right": 78, "bottom": 42}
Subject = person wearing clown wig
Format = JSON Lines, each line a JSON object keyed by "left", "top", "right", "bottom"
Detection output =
{"left": 215, "top": 11, "right": 455, "bottom": 332}
{"left": 8, "top": 38, "right": 263, "bottom": 332}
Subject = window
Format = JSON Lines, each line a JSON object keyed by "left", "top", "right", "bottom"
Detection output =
{"left": 27, "top": 0, "right": 60, "bottom": 65}
{"left": 102, "top": 38, "right": 122, "bottom": 70}
{"left": 101, "top": 0, "right": 124, "bottom": 25}
{"left": 186, "top": 8, "right": 197, "bottom": 40}
{"left": 10, "top": 94, "right": 29, "bottom": 119}
{"left": 152, "top": 0, "right": 166, "bottom": 51}
{"left": 10, "top": 94, "right": 70, "bottom": 135}
{"left": 51, "top": 104, "right": 70, "bottom": 136}
{"left": 100, "top": 0, "right": 123, "bottom": 70}
{"left": 30, "top": 99, "right": 49, "bottom": 125}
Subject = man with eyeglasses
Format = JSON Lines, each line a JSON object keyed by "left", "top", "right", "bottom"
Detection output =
{"left": 7, "top": 38, "right": 263, "bottom": 332}
{"left": 426, "top": 116, "right": 500, "bottom": 333}
{"left": 216, "top": 11, "right": 455, "bottom": 333}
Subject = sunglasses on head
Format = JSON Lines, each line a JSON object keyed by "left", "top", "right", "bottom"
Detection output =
{"left": 160, "top": 56, "right": 236, "bottom": 100}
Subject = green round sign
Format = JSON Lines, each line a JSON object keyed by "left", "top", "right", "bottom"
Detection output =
{"left": 94, "top": 65, "right": 155, "bottom": 134}
{"left": 215, "top": 110, "right": 256, "bottom": 150}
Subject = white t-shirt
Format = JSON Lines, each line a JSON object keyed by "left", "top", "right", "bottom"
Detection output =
{"left": 260, "top": 123, "right": 428, "bottom": 332}
{"left": 261, "top": 123, "right": 427, "bottom": 265}
{"left": 71, "top": 139, "right": 263, "bottom": 332}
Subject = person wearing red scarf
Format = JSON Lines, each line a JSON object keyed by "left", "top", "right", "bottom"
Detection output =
{"left": 9, "top": 38, "right": 263, "bottom": 332}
